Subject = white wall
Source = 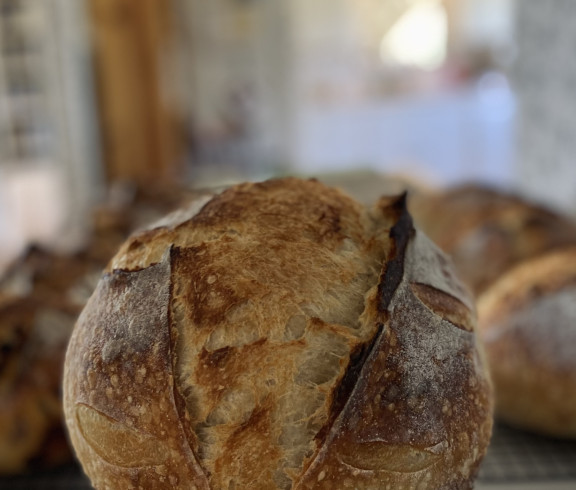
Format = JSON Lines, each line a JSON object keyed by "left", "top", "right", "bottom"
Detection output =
{"left": 512, "top": 0, "right": 576, "bottom": 213}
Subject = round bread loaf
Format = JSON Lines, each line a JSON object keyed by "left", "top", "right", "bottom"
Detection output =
{"left": 478, "top": 247, "right": 576, "bottom": 438}
{"left": 64, "top": 178, "right": 493, "bottom": 489}
{"left": 410, "top": 184, "right": 576, "bottom": 295}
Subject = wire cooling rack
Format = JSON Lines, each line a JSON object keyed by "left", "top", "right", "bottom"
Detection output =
{"left": 1, "top": 422, "right": 575, "bottom": 489}
{"left": 478, "top": 422, "right": 576, "bottom": 485}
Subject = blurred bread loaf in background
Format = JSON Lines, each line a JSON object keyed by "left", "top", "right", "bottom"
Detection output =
{"left": 410, "top": 184, "right": 576, "bottom": 295}
{"left": 478, "top": 247, "right": 576, "bottom": 438}
{"left": 0, "top": 246, "right": 99, "bottom": 474}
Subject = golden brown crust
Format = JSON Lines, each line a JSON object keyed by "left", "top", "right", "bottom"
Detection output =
{"left": 410, "top": 184, "right": 576, "bottom": 295}
{"left": 478, "top": 247, "right": 576, "bottom": 437}
{"left": 64, "top": 177, "right": 492, "bottom": 489}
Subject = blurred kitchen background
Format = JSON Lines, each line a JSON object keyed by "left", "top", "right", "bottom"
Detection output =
{"left": 0, "top": 0, "right": 571, "bottom": 270}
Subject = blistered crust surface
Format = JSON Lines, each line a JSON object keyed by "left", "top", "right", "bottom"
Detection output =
{"left": 64, "top": 178, "right": 492, "bottom": 489}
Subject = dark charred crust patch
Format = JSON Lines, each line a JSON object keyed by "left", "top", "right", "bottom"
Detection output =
{"left": 318, "top": 205, "right": 342, "bottom": 238}
{"left": 378, "top": 193, "right": 415, "bottom": 312}
{"left": 216, "top": 396, "right": 282, "bottom": 484}
{"left": 316, "top": 323, "right": 385, "bottom": 443}
{"left": 236, "top": 402, "right": 269, "bottom": 435}
{"left": 194, "top": 338, "right": 269, "bottom": 408}
{"left": 118, "top": 229, "right": 166, "bottom": 259}
{"left": 221, "top": 397, "right": 277, "bottom": 459}
{"left": 200, "top": 346, "right": 234, "bottom": 369}
{"left": 171, "top": 245, "right": 243, "bottom": 329}
{"left": 126, "top": 238, "right": 146, "bottom": 252}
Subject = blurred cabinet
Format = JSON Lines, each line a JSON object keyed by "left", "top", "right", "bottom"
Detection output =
{"left": 513, "top": 0, "right": 576, "bottom": 213}
{"left": 0, "top": 0, "right": 51, "bottom": 161}
{"left": 88, "top": 0, "right": 183, "bottom": 186}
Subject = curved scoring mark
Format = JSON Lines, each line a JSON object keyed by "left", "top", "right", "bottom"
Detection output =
{"left": 76, "top": 404, "right": 168, "bottom": 467}
{"left": 411, "top": 282, "right": 474, "bottom": 332}
{"left": 337, "top": 442, "right": 442, "bottom": 473}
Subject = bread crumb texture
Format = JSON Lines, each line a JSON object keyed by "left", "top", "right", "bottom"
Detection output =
{"left": 63, "top": 178, "right": 492, "bottom": 489}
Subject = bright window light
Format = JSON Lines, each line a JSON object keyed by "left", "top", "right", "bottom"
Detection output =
{"left": 380, "top": 0, "right": 447, "bottom": 70}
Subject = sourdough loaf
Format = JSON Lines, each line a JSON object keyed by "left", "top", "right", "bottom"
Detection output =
{"left": 64, "top": 178, "right": 493, "bottom": 489}
{"left": 411, "top": 184, "right": 576, "bottom": 295}
{"left": 478, "top": 247, "right": 576, "bottom": 437}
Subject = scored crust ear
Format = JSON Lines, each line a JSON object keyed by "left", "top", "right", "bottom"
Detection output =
{"left": 295, "top": 194, "right": 492, "bottom": 489}
{"left": 63, "top": 251, "right": 210, "bottom": 489}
